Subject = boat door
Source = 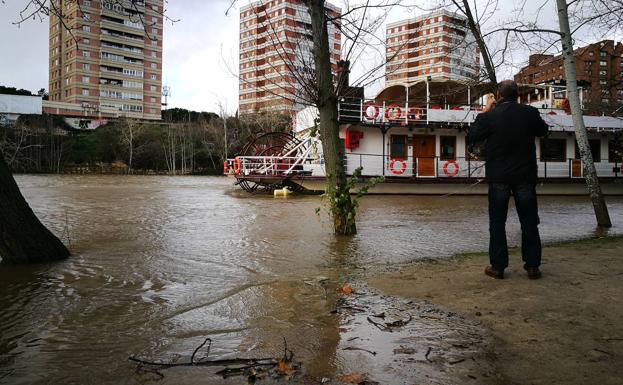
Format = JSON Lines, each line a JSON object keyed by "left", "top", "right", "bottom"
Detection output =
{"left": 571, "top": 159, "right": 582, "bottom": 178}
{"left": 413, "top": 135, "right": 436, "bottom": 177}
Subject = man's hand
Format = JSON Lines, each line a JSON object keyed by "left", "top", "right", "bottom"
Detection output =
{"left": 483, "top": 93, "right": 496, "bottom": 112}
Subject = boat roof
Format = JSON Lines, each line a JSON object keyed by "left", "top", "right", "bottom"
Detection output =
{"left": 375, "top": 79, "right": 495, "bottom": 104}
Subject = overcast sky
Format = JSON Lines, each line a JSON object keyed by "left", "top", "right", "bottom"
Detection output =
{"left": 0, "top": 1, "right": 616, "bottom": 114}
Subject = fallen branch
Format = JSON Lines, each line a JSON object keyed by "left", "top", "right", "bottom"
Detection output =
{"left": 425, "top": 347, "right": 432, "bottom": 361}
{"left": 342, "top": 346, "right": 377, "bottom": 355}
{"left": 367, "top": 316, "right": 390, "bottom": 332}
{"left": 128, "top": 356, "right": 276, "bottom": 368}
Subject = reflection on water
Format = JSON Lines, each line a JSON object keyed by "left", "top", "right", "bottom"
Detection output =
{"left": 1, "top": 175, "right": 622, "bottom": 384}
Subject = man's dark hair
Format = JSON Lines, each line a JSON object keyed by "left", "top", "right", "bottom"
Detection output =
{"left": 498, "top": 80, "right": 519, "bottom": 100}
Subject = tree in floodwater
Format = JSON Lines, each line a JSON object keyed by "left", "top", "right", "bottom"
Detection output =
{"left": 0, "top": 153, "right": 70, "bottom": 263}
{"left": 227, "top": 0, "right": 400, "bottom": 235}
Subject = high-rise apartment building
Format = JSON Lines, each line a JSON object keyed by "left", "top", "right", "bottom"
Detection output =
{"left": 514, "top": 40, "right": 623, "bottom": 113}
{"left": 385, "top": 10, "right": 479, "bottom": 86}
{"left": 239, "top": 0, "right": 341, "bottom": 116}
{"left": 48, "top": 0, "right": 163, "bottom": 120}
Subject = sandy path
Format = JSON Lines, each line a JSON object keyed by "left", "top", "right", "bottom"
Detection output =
{"left": 368, "top": 236, "right": 623, "bottom": 385}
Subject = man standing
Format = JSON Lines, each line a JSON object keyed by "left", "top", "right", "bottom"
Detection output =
{"left": 467, "top": 80, "right": 549, "bottom": 279}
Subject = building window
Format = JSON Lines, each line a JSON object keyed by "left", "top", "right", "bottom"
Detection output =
{"left": 540, "top": 138, "right": 566, "bottom": 162}
{"left": 82, "top": 63, "right": 90, "bottom": 71}
{"left": 150, "top": 74, "right": 157, "bottom": 80}
{"left": 82, "top": 89, "right": 89, "bottom": 96}
{"left": 150, "top": 62, "right": 157, "bottom": 69}
{"left": 600, "top": 51, "right": 607, "bottom": 58}
{"left": 440, "top": 136, "right": 456, "bottom": 160}
{"left": 83, "top": 0, "right": 91, "bottom": 6}
{"left": 390, "top": 135, "right": 408, "bottom": 159}
{"left": 150, "top": 85, "right": 156, "bottom": 91}
{"left": 82, "top": 50, "right": 90, "bottom": 58}
{"left": 575, "top": 140, "right": 601, "bottom": 162}
{"left": 82, "top": 76, "right": 90, "bottom": 83}
{"left": 82, "top": 25, "right": 90, "bottom": 32}
{"left": 600, "top": 60, "right": 607, "bottom": 66}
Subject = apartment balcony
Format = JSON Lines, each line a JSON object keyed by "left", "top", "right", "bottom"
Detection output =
{"left": 100, "top": 43, "right": 144, "bottom": 60}
{"left": 100, "top": 19, "right": 145, "bottom": 38}
{"left": 100, "top": 28, "right": 145, "bottom": 46}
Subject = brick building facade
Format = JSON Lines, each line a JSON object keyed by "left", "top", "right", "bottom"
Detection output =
{"left": 385, "top": 10, "right": 480, "bottom": 85}
{"left": 238, "top": 0, "right": 341, "bottom": 116}
{"left": 514, "top": 40, "right": 623, "bottom": 114}
{"left": 48, "top": 0, "right": 163, "bottom": 120}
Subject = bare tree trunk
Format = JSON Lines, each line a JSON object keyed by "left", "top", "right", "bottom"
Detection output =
{"left": 0, "top": 150, "right": 70, "bottom": 263}
{"left": 556, "top": 0, "right": 612, "bottom": 228}
{"left": 128, "top": 128, "right": 133, "bottom": 174}
{"left": 307, "top": 0, "right": 357, "bottom": 235}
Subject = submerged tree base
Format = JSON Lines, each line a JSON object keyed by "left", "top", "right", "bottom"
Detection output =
{"left": 0, "top": 152, "right": 70, "bottom": 263}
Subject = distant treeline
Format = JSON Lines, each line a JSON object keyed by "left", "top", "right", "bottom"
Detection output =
{"left": 0, "top": 86, "right": 48, "bottom": 99}
{"left": 0, "top": 109, "right": 291, "bottom": 174}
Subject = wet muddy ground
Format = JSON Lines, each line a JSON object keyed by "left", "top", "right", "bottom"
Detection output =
{"left": 2, "top": 175, "right": 623, "bottom": 384}
{"left": 369, "top": 236, "right": 623, "bottom": 385}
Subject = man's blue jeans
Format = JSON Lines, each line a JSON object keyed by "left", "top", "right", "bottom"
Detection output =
{"left": 488, "top": 183, "right": 542, "bottom": 271}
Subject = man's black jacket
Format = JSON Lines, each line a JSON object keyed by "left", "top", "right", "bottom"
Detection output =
{"left": 467, "top": 101, "right": 549, "bottom": 184}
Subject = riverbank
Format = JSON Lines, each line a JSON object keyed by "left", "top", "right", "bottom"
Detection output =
{"left": 368, "top": 236, "right": 623, "bottom": 385}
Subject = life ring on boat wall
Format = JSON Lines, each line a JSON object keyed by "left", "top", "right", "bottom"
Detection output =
{"left": 385, "top": 104, "right": 402, "bottom": 120}
{"left": 223, "top": 160, "right": 229, "bottom": 174}
{"left": 363, "top": 102, "right": 380, "bottom": 120}
{"left": 389, "top": 158, "right": 407, "bottom": 175}
{"left": 233, "top": 157, "right": 241, "bottom": 175}
{"left": 443, "top": 160, "right": 459, "bottom": 177}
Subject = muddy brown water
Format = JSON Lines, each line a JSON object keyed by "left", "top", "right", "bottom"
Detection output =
{"left": 1, "top": 175, "right": 622, "bottom": 384}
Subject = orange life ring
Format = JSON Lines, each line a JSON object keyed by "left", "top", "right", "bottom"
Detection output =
{"left": 363, "top": 102, "right": 380, "bottom": 120}
{"left": 385, "top": 104, "right": 402, "bottom": 120}
{"left": 233, "top": 157, "right": 241, "bottom": 175}
{"left": 389, "top": 158, "right": 407, "bottom": 175}
{"left": 223, "top": 160, "right": 229, "bottom": 174}
{"left": 443, "top": 160, "right": 459, "bottom": 177}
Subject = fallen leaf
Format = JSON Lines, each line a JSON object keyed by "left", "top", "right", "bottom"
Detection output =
{"left": 277, "top": 360, "right": 296, "bottom": 376}
{"left": 339, "top": 284, "right": 354, "bottom": 295}
{"left": 339, "top": 372, "right": 364, "bottom": 384}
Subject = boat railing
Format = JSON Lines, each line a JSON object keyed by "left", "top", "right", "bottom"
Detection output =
{"left": 225, "top": 155, "right": 320, "bottom": 177}
{"left": 343, "top": 153, "right": 622, "bottom": 179}
{"left": 336, "top": 97, "right": 588, "bottom": 127}
{"left": 226, "top": 153, "right": 621, "bottom": 180}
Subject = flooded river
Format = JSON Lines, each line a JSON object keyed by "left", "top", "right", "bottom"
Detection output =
{"left": 1, "top": 175, "right": 622, "bottom": 384}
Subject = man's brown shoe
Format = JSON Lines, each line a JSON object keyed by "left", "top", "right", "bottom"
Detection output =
{"left": 485, "top": 266, "right": 504, "bottom": 279}
{"left": 525, "top": 267, "right": 542, "bottom": 279}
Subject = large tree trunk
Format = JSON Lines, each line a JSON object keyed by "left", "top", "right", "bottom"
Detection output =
{"left": 555, "top": 0, "right": 612, "bottom": 228}
{"left": 307, "top": 0, "right": 357, "bottom": 235}
{"left": 0, "top": 151, "right": 70, "bottom": 263}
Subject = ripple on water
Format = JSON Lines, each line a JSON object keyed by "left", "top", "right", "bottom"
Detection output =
{"left": 1, "top": 175, "right": 621, "bottom": 384}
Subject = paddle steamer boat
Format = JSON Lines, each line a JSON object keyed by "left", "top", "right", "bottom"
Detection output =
{"left": 226, "top": 80, "right": 623, "bottom": 195}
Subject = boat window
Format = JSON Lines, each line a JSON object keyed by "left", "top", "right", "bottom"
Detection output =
{"left": 440, "top": 136, "right": 456, "bottom": 160}
{"left": 609, "top": 139, "right": 622, "bottom": 162}
{"left": 390, "top": 135, "right": 408, "bottom": 159}
{"left": 540, "top": 138, "right": 567, "bottom": 162}
{"left": 575, "top": 139, "right": 601, "bottom": 162}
